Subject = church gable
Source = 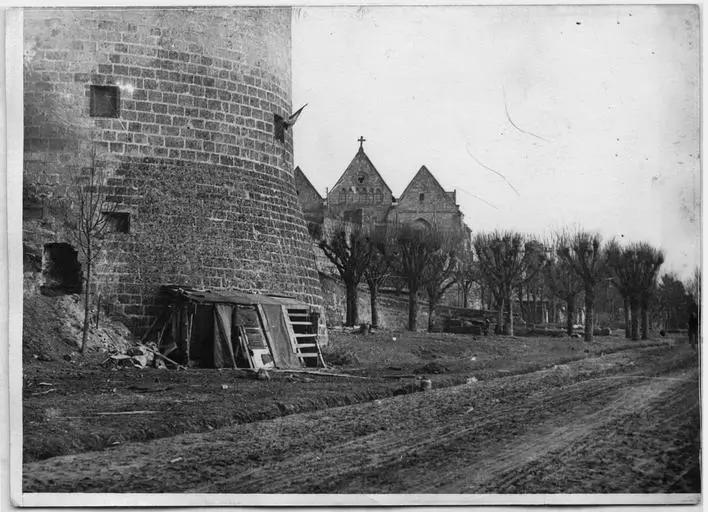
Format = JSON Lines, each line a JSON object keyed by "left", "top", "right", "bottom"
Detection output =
{"left": 397, "top": 165, "right": 458, "bottom": 212}
{"left": 293, "top": 166, "right": 324, "bottom": 224}
{"left": 294, "top": 166, "right": 323, "bottom": 205}
{"left": 329, "top": 144, "right": 392, "bottom": 208}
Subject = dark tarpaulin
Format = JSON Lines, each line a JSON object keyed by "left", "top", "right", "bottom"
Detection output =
{"left": 213, "top": 304, "right": 236, "bottom": 368}
{"left": 261, "top": 304, "right": 302, "bottom": 369}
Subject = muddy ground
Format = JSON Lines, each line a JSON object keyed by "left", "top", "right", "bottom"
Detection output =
{"left": 23, "top": 330, "right": 700, "bottom": 494}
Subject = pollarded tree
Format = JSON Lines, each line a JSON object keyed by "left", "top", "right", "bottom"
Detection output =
{"left": 635, "top": 244, "right": 665, "bottom": 339}
{"left": 686, "top": 266, "right": 701, "bottom": 309}
{"left": 473, "top": 231, "right": 546, "bottom": 335}
{"left": 656, "top": 273, "right": 690, "bottom": 331}
{"left": 606, "top": 239, "right": 634, "bottom": 339}
{"left": 454, "top": 249, "right": 478, "bottom": 308}
{"left": 421, "top": 229, "right": 464, "bottom": 331}
{"left": 318, "top": 223, "right": 373, "bottom": 326}
{"left": 557, "top": 231, "right": 605, "bottom": 342}
{"left": 606, "top": 241, "right": 664, "bottom": 340}
{"left": 392, "top": 224, "right": 445, "bottom": 331}
{"left": 545, "top": 234, "right": 585, "bottom": 336}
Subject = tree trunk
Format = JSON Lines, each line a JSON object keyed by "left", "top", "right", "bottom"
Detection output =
{"left": 408, "top": 285, "right": 419, "bottom": 331}
{"left": 566, "top": 295, "right": 575, "bottom": 336}
{"left": 506, "top": 290, "right": 514, "bottom": 336}
{"left": 533, "top": 289, "right": 539, "bottom": 325}
{"left": 641, "top": 300, "right": 649, "bottom": 340}
{"left": 630, "top": 298, "right": 641, "bottom": 341}
{"left": 496, "top": 296, "right": 504, "bottom": 334}
{"left": 462, "top": 285, "right": 469, "bottom": 309}
{"left": 584, "top": 288, "right": 594, "bottom": 342}
{"left": 624, "top": 296, "right": 631, "bottom": 339}
{"left": 369, "top": 282, "right": 379, "bottom": 328}
{"left": 517, "top": 285, "right": 525, "bottom": 323}
{"left": 80, "top": 258, "right": 91, "bottom": 354}
{"left": 345, "top": 282, "right": 358, "bottom": 326}
{"left": 427, "top": 298, "right": 436, "bottom": 332}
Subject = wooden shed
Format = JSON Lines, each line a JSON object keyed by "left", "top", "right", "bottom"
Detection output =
{"left": 144, "top": 286, "right": 325, "bottom": 369}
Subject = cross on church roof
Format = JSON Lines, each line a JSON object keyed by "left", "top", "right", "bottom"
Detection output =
{"left": 358, "top": 136, "right": 366, "bottom": 149}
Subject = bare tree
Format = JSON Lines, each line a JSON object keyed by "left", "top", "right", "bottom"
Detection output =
{"left": 606, "top": 239, "right": 634, "bottom": 339}
{"left": 68, "top": 146, "right": 116, "bottom": 353}
{"left": 317, "top": 223, "right": 372, "bottom": 326}
{"left": 635, "top": 244, "right": 665, "bottom": 339}
{"left": 557, "top": 231, "right": 605, "bottom": 342}
{"left": 422, "top": 230, "right": 463, "bottom": 331}
{"left": 392, "top": 224, "right": 444, "bottom": 331}
{"left": 686, "top": 266, "right": 701, "bottom": 309}
{"left": 606, "top": 241, "right": 664, "bottom": 340}
{"left": 545, "top": 234, "right": 585, "bottom": 336}
{"left": 473, "top": 231, "right": 545, "bottom": 335}
{"left": 454, "top": 249, "right": 478, "bottom": 308}
{"left": 363, "top": 230, "right": 394, "bottom": 328}
{"left": 656, "top": 273, "right": 690, "bottom": 331}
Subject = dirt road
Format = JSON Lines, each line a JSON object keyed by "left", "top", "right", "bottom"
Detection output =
{"left": 23, "top": 344, "right": 700, "bottom": 493}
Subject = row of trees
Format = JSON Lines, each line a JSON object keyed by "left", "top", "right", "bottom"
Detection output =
{"left": 317, "top": 222, "right": 696, "bottom": 341}
{"left": 317, "top": 223, "right": 463, "bottom": 331}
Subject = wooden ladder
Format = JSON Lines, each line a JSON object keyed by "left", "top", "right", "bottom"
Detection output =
{"left": 282, "top": 305, "right": 326, "bottom": 367}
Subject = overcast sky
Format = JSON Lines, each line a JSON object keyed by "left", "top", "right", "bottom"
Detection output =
{"left": 291, "top": 5, "right": 700, "bottom": 280}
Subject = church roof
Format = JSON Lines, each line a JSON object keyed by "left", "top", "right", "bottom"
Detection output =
{"left": 330, "top": 145, "right": 393, "bottom": 195}
{"left": 293, "top": 166, "right": 323, "bottom": 200}
{"left": 398, "top": 165, "right": 459, "bottom": 209}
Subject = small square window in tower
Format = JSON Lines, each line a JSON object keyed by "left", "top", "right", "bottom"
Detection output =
{"left": 90, "top": 85, "right": 120, "bottom": 118}
{"left": 419, "top": 193, "right": 425, "bottom": 202}
{"left": 102, "top": 211, "right": 131, "bottom": 233}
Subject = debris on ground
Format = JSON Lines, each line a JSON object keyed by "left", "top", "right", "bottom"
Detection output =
{"left": 414, "top": 361, "right": 449, "bottom": 374}
{"left": 418, "top": 377, "right": 432, "bottom": 391}
{"left": 127, "top": 384, "right": 172, "bottom": 393}
{"left": 101, "top": 343, "right": 167, "bottom": 369}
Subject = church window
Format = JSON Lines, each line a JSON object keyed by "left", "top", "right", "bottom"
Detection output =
{"left": 419, "top": 193, "right": 425, "bottom": 202}
{"left": 357, "top": 173, "right": 366, "bottom": 184}
{"left": 374, "top": 188, "right": 383, "bottom": 203}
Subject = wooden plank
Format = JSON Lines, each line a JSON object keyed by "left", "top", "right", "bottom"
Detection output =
{"left": 294, "top": 333, "right": 318, "bottom": 338}
{"left": 268, "top": 368, "right": 371, "bottom": 379}
{"left": 281, "top": 304, "right": 300, "bottom": 354}
{"left": 237, "top": 326, "right": 253, "bottom": 369}
{"left": 295, "top": 343, "right": 318, "bottom": 348}
{"left": 289, "top": 321, "right": 314, "bottom": 326}
{"left": 296, "top": 353, "right": 320, "bottom": 358}
{"left": 255, "top": 304, "right": 277, "bottom": 366}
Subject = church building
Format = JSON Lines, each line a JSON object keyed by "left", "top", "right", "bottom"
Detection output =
{"left": 295, "top": 137, "right": 469, "bottom": 235}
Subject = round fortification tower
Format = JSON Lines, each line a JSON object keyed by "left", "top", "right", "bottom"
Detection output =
{"left": 23, "top": 8, "right": 324, "bottom": 334}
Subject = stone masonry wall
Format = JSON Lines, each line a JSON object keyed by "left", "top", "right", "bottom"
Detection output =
{"left": 23, "top": 8, "right": 325, "bottom": 334}
{"left": 319, "top": 272, "right": 429, "bottom": 331}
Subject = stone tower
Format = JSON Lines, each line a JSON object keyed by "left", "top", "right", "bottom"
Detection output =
{"left": 23, "top": 8, "right": 324, "bottom": 334}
